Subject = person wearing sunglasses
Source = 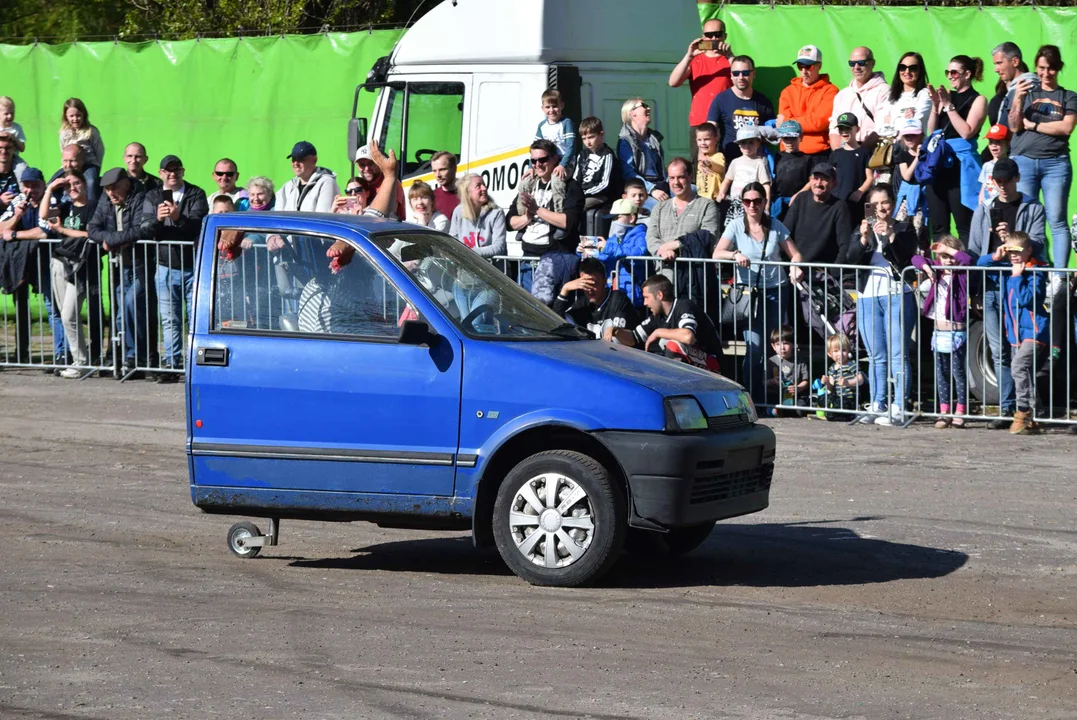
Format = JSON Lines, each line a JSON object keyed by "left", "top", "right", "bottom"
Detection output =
{"left": 208, "top": 158, "right": 249, "bottom": 212}
{"left": 706, "top": 55, "right": 776, "bottom": 161}
{"left": 924, "top": 56, "right": 988, "bottom": 244}
{"left": 828, "top": 47, "right": 890, "bottom": 151}
{"left": 669, "top": 18, "right": 734, "bottom": 127}
{"left": 880, "top": 52, "right": 933, "bottom": 140}
{"left": 776, "top": 45, "right": 838, "bottom": 158}
{"left": 617, "top": 97, "right": 668, "bottom": 211}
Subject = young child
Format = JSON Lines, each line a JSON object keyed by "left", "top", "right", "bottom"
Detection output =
{"left": 894, "top": 120, "right": 928, "bottom": 233}
{"left": 621, "top": 178, "right": 651, "bottom": 220}
{"left": 533, "top": 89, "right": 577, "bottom": 179}
{"left": 693, "top": 123, "right": 726, "bottom": 202}
{"left": 58, "top": 98, "right": 105, "bottom": 200}
{"left": 911, "top": 234, "right": 973, "bottom": 428}
{"left": 573, "top": 116, "right": 622, "bottom": 209}
{"left": 582, "top": 198, "right": 648, "bottom": 306}
{"left": 766, "top": 325, "right": 808, "bottom": 415}
{"left": 210, "top": 196, "right": 235, "bottom": 214}
{"left": 976, "top": 230, "right": 1050, "bottom": 434}
{"left": 819, "top": 333, "right": 866, "bottom": 420}
{"left": 978, "top": 124, "right": 1010, "bottom": 203}
{"left": 718, "top": 126, "right": 772, "bottom": 219}
{"left": 407, "top": 181, "right": 449, "bottom": 231}
{"left": 830, "top": 112, "right": 873, "bottom": 223}
{"left": 770, "top": 120, "right": 811, "bottom": 221}
{"left": 0, "top": 96, "right": 27, "bottom": 181}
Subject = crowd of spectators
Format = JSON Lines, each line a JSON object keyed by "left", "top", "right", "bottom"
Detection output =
{"left": 0, "top": 21, "right": 1074, "bottom": 434}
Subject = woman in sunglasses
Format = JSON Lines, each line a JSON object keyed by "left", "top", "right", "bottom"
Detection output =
{"left": 712, "top": 181, "right": 805, "bottom": 403}
{"left": 881, "top": 52, "right": 932, "bottom": 138}
{"left": 925, "top": 56, "right": 988, "bottom": 243}
{"left": 617, "top": 97, "right": 668, "bottom": 211}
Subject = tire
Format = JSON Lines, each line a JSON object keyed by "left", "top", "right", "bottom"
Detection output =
{"left": 625, "top": 522, "right": 716, "bottom": 558}
{"left": 227, "top": 521, "right": 262, "bottom": 559}
{"left": 966, "top": 320, "right": 1000, "bottom": 406}
{"left": 492, "top": 450, "right": 625, "bottom": 587}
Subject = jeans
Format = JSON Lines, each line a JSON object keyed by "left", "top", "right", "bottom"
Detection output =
{"left": 742, "top": 286, "right": 784, "bottom": 403}
{"left": 115, "top": 263, "right": 159, "bottom": 367}
{"left": 982, "top": 288, "right": 1015, "bottom": 413}
{"left": 856, "top": 292, "right": 915, "bottom": 408}
{"left": 452, "top": 283, "right": 497, "bottom": 324}
{"left": 1013, "top": 154, "right": 1073, "bottom": 269}
{"left": 155, "top": 265, "right": 194, "bottom": 368}
{"left": 933, "top": 333, "right": 968, "bottom": 413}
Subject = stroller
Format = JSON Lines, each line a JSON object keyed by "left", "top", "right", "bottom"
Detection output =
{"left": 795, "top": 271, "right": 859, "bottom": 348}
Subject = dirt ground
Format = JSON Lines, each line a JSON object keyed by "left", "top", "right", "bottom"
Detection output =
{"left": 1, "top": 371, "right": 1075, "bottom": 720}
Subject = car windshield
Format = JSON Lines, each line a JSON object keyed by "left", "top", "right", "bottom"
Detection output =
{"left": 371, "top": 231, "right": 590, "bottom": 341}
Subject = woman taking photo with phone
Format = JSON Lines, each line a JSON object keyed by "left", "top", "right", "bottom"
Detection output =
{"left": 848, "top": 183, "right": 918, "bottom": 426}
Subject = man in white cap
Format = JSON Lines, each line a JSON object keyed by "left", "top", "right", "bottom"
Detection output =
{"left": 777, "top": 45, "right": 838, "bottom": 159}
{"left": 354, "top": 144, "right": 405, "bottom": 219}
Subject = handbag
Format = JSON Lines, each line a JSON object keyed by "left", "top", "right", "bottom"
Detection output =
{"left": 719, "top": 228, "right": 772, "bottom": 326}
{"left": 868, "top": 137, "right": 894, "bottom": 170}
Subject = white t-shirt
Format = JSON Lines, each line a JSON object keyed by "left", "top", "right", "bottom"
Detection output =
{"left": 859, "top": 230, "right": 912, "bottom": 298}
{"left": 879, "top": 88, "right": 933, "bottom": 137}
{"left": 726, "top": 155, "right": 771, "bottom": 200}
{"left": 978, "top": 160, "right": 999, "bottom": 202}
{"left": 520, "top": 182, "right": 554, "bottom": 248}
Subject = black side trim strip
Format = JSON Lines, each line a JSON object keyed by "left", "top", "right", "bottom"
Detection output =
{"left": 457, "top": 454, "right": 478, "bottom": 468}
{"left": 190, "top": 442, "right": 454, "bottom": 466}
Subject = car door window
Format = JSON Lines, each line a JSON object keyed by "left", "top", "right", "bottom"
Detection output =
{"left": 214, "top": 230, "right": 416, "bottom": 340}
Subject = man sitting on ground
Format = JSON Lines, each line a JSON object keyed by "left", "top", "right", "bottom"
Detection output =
{"left": 553, "top": 257, "right": 639, "bottom": 341}
{"left": 619, "top": 274, "right": 724, "bottom": 373}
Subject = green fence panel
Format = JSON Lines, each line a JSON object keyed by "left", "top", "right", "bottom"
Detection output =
{"left": 698, "top": 4, "right": 1077, "bottom": 263}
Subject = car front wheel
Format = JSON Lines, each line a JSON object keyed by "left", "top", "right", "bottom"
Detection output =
{"left": 493, "top": 450, "right": 625, "bottom": 587}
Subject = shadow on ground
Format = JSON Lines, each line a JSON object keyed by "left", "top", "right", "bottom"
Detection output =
{"left": 283, "top": 518, "right": 968, "bottom": 589}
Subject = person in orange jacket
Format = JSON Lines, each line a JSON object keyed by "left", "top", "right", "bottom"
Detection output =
{"left": 777, "top": 45, "right": 839, "bottom": 158}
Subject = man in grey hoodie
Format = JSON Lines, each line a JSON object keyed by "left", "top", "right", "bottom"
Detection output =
{"left": 276, "top": 141, "right": 339, "bottom": 213}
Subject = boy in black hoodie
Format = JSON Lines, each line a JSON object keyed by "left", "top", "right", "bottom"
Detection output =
{"left": 573, "top": 116, "right": 622, "bottom": 209}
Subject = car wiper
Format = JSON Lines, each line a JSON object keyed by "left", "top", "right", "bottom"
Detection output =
{"left": 508, "top": 323, "right": 589, "bottom": 339}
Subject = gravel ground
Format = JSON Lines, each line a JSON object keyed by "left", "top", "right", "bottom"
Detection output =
{"left": 1, "top": 372, "right": 1075, "bottom": 720}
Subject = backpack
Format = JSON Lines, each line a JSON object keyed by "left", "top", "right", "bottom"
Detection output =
{"left": 913, "top": 130, "right": 955, "bottom": 185}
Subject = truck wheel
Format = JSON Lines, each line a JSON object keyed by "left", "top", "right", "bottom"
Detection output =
{"left": 493, "top": 450, "right": 625, "bottom": 587}
{"left": 967, "top": 320, "right": 1000, "bottom": 406}
{"left": 227, "top": 521, "right": 262, "bottom": 559}
{"left": 626, "top": 522, "right": 716, "bottom": 558}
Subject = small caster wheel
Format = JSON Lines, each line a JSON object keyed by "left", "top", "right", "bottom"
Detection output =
{"left": 227, "top": 521, "right": 262, "bottom": 559}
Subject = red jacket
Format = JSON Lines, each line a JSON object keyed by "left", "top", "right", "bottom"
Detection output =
{"left": 779, "top": 75, "right": 839, "bottom": 155}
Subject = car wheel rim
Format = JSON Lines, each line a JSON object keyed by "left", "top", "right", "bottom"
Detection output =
{"left": 509, "top": 472, "right": 595, "bottom": 569}
{"left": 231, "top": 528, "right": 253, "bottom": 554}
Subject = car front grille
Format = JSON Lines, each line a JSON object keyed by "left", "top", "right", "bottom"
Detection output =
{"left": 707, "top": 413, "right": 750, "bottom": 431}
{"left": 689, "top": 463, "right": 774, "bottom": 505}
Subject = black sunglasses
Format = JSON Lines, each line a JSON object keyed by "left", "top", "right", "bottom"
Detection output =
{"left": 703, "top": 31, "right": 726, "bottom": 39}
{"left": 345, "top": 186, "right": 366, "bottom": 196}
{"left": 742, "top": 196, "right": 764, "bottom": 206}
{"left": 214, "top": 171, "right": 236, "bottom": 178}
{"left": 898, "top": 63, "right": 921, "bottom": 73}
{"left": 731, "top": 70, "right": 751, "bottom": 78}
{"left": 531, "top": 155, "right": 551, "bottom": 164}
{"left": 848, "top": 59, "right": 871, "bottom": 68}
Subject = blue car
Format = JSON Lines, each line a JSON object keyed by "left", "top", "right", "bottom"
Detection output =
{"left": 187, "top": 212, "right": 776, "bottom": 586}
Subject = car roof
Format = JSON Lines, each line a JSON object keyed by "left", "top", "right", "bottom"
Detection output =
{"left": 205, "top": 211, "right": 432, "bottom": 239}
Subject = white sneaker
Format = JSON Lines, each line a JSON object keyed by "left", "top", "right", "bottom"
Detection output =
{"left": 858, "top": 402, "right": 884, "bottom": 424}
{"left": 875, "top": 407, "right": 904, "bottom": 427}
{"left": 1045, "top": 275, "right": 1064, "bottom": 310}
{"left": 59, "top": 367, "right": 82, "bottom": 379}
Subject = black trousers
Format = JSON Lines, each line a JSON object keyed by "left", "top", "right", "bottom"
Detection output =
{"left": 924, "top": 164, "right": 974, "bottom": 244}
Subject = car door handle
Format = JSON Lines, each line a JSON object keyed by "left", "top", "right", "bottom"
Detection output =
{"left": 196, "top": 347, "right": 229, "bottom": 367}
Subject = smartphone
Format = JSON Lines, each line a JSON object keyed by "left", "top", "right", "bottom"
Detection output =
{"left": 989, "top": 206, "right": 1003, "bottom": 229}
{"left": 698, "top": 39, "right": 718, "bottom": 52}
{"left": 162, "top": 189, "right": 174, "bottom": 204}
{"left": 344, "top": 197, "right": 358, "bottom": 211}
{"left": 864, "top": 202, "right": 875, "bottom": 221}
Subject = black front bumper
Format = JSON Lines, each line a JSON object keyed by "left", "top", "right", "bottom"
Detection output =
{"left": 595, "top": 424, "right": 776, "bottom": 529}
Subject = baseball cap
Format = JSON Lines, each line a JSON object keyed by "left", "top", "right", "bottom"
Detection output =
{"left": 100, "top": 167, "right": 127, "bottom": 187}
{"left": 1001, "top": 242, "right": 1028, "bottom": 253}
{"left": 19, "top": 167, "right": 44, "bottom": 183}
{"left": 810, "top": 162, "right": 836, "bottom": 179}
{"left": 288, "top": 141, "right": 317, "bottom": 160}
{"left": 835, "top": 112, "right": 859, "bottom": 129}
{"left": 986, "top": 123, "right": 1011, "bottom": 141}
{"left": 736, "top": 126, "right": 761, "bottom": 143}
{"left": 777, "top": 120, "right": 803, "bottom": 138}
{"left": 159, "top": 154, "right": 183, "bottom": 170}
{"left": 898, "top": 119, "right": 924, "bottom": 137}
{"left": 354, "top": 145, "right": 373, "bottom": 163}
{"left": 992, "top": 157, "right": 1020, "bottom": 182}
{"left": 795, "top": 45, "right": 822, "bottom": 66}
{"left": 608, "top": 198, "right": 639, "bottom": 216}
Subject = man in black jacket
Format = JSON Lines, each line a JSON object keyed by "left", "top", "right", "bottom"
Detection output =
{"left": 782, "top": 163, "right": 853, "bottom": 265}
{"left": 88, "top": 167, "right": 158, "bottom": 377}
{"left": 140, "top": 154, "right": 208, "bottom": 380}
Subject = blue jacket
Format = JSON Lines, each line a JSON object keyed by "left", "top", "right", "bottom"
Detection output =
{"left": 594, "top": 222, "right": 648, "bottom": 305}
{"left": 975, "top": 255, "right": 1049, "bottom": 346}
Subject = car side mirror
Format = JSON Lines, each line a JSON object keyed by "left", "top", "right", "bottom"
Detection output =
{"left": 398, "top": 320, "right": 436, "bottom": 347}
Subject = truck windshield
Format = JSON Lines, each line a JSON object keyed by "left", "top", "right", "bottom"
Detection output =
{"left": 373, "top": 232, "right": 591, "bottom": 341}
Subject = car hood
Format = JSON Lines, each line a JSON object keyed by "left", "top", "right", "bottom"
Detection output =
{"left": 506, "top": 340, "right": 750, "bottom": 417}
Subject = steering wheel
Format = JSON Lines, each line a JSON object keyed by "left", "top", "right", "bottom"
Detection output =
{"left": 461, "top": 303, "right": 495, "bottom": 329}
{"left": 413, "top": 148, "right": 438, "bottom": 165}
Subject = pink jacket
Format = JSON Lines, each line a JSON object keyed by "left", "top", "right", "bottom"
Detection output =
{"left": 828, "top": 73, "right": 890, "bottom": 142}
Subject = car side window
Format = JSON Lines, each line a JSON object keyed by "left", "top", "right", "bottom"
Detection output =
{"left": 213, "top": 230, "right": 416, "bottom": 339}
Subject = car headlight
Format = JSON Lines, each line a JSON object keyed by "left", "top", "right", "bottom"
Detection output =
{"left": 664, "top": 396, "right": 708, "bottom": 432}
{"left": 740, "top": 392, "right": 759, "bottom": 423}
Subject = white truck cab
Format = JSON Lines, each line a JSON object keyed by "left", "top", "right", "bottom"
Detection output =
{"left": 348, "top": 0, "right": 700, "bottom": 210}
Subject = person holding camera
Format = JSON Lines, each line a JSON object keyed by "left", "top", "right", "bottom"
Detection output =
{"left": 669, "top": 18, "right": 734, "bottom": 128}
{"left": 138, "top": 154, "right": 208, "bottom": 381}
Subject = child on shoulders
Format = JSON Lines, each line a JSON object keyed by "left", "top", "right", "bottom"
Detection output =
{"left": 534, "top": 89, "right": 577, "bottom": 179}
